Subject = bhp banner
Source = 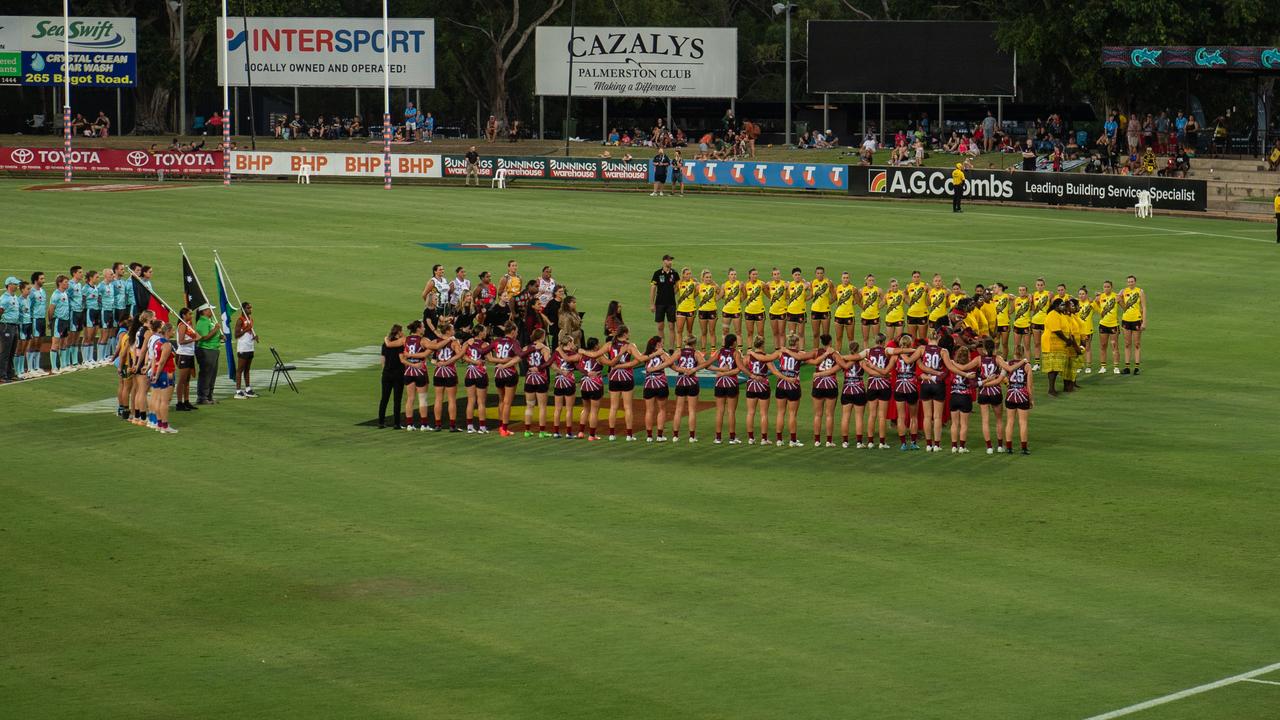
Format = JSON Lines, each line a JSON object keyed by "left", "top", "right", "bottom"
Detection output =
{"left": 679, "top": 160, "right": 847, "bottom": 191}
{"left": 230, "top": 150, "right": 441, "bottom": 178}
{"left": 852, "top": 166, "right": 1207, "bottom": 211}
{"left": 0, "top": 147, "right": 222, "bottom": 173}
{"left": 441, "top": 155, "right": 650, "bottom": 181}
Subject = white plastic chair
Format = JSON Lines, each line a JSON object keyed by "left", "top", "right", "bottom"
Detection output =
{"left": 1134, "top": 190, "right": 1152, "bottom": 218}
{"left": 297, "top": 164, "right": 311, "bottom": 184}
{"left": 491, "top": 168, "right": 507, "bottom": 189}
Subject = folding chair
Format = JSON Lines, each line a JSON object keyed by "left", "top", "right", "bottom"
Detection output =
{"left": 269, "top": 347, "right": 298, "bottom": 393}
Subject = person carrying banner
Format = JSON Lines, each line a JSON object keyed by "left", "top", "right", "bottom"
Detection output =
{"left": 234, "top": 302, "right": 259, "bottom": 399}
{"left": 194, "top": 305, "right": 222, "bottom": 404}
{"left": 951, "top": 163, "right": 965, "bottom": 213}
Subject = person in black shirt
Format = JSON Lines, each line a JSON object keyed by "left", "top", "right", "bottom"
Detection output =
{"left": 379, "top": 324, "right": 406, "bottom": 428}
{"left": 651, "top": 148, "right": 670, "bottom": 197}
{"left": 465, "top": 145, "right": 480, "bottom": 187}
{"left": 650, "top": 253, "right": 678, "bottom": 348}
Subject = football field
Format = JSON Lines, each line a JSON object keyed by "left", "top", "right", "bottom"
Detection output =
{"left": 2, "top": 178, "right": 1279, "bottom": 719}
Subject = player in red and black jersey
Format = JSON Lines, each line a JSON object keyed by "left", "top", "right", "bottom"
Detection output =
{"left": 944, "top": 345, "right": 979, "bottom": 453}
{"left": 521, "top": 329, "right": 552, "bottom": 437}
{"left": 641, "top": 335, "right": 675, "bottom": 442}
{"left": 430, "top": 323, "right": 463, "bottom": 432}
{"left": 460, "top": 325, "right": 491, "bottom": 433}
{"left": 601, "top": 326, "right": 642, "bottom": 441}
{"left": 670, "top": 336, "right": 707, "bottom": 442}
{"left": 770, "top": 334, "right": 815, "bottom": 447}
{"left": 743, "top": 339, "right": 779, "bottom": 445}
{"left": 712, "top": 334, "right": 746, "bottom": 445}
{"left": 833, "top": 341, "right": 869, "bottom": 448}
{"left": 862, "top": 334, "right": 893, "bottom": 449}
{"left": 886, "top": 334, "right": 925, "bottom": 451}
{"left": 575, "top": 338, "right": 609, "bottom": 440}
{"left": 487, "top": 323, "right": 522, "bottom": 436}
{"left": 550, "top": 336, "right": 581, "bottom": 439}
{"left": 400, "top": 320, "right": 431, "bottom": 431}
{"left": 809, "top": 334, "right": 840, "bottom": 447}
{"left": 1003, "top": 350, "right": 1034, "bottom": 455}
{"left": 917, "top": 332, "right": 947, "bottom": 452}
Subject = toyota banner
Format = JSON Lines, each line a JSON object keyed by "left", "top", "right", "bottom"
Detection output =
{"left": 851, "top": 166, "right": 1207, "bottom": 211}
{"left": 0, "top": 147, "right": 223, "bottom": 174}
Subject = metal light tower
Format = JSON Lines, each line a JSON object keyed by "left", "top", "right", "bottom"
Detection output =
{"left": 772, "top": 3, "right": 797, "bottom": 147}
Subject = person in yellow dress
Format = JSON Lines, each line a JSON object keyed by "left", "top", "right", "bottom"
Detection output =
{"left": 883, "top": 278, "right": 905, "bottom": 335}
{"left": 1120, "top": 274, "right": 1147, "bottom": 375}
{"left": 808, "top": 266, "right": 834, "bottom": 349}
{"left": 720, "top": 268, "right": 744, "bottom": 346}
{"left": 1095, "top": 279, "right": 1121, "bottom": 374}
{"left": 980, "top": 286, "right": 998, "bottom": 338}
{"left": 1011, "top": 284, "right": 1033, "bottom": 360}
{"left": 1063, "top": 298, "right": 1084, "bottom": 391}
{"left": 832, "top": 271, "right": 858, "bottom": 348}
{"left": 741, "top": 268, "right": 767, "bottom": 349}
{"left": 1075, "top": 287, "right": 1098, "bottom": 375}
{"left": 858, "top": 273, "right": 883, "bottom": 345}
{"left": 926, "top": 273, "right": 949, "bottom": 331}
{"left": 1030, "top": 277, "right": 1050, "bottom": 370}
{"left": 675, "top": 267, "right": 698, "bottom": 346}
{"left": 991, "top": 282, "right": 1012, "bottom": 357}
{"left": 1041, "top": 298, "right": 1072, "bottom": 395}
{"left": 696, "top": 269, "right": 721, "bottom": 353}
{"left": 905, "top": 270, "right": 929, "bottom": 340}
{"left": 785, "top": 267, "right": 810, "bottom": 344}
{"left": 766, "top": 267, "right": 789, "bottom": 350}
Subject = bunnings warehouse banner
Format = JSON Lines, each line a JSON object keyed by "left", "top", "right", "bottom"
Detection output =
{"left": 441, "top": 155, "right": 650, "bottom": 181}
{"left": 535, "top": 27, "right": 737, "bottom": 98}
{"left": 0, "top": 16, "right": 137, "bottom": 87}
{"left": 852, "top": 166, "right": 1207, "bottom": 211}
{"left": 217, "top": 17, "right": 435, "bottom": 88}
{"left": 679, "top": 160, "right": 847, "bottom": 191}
{"left": 230, "top": 150, "right": 441, "bottom": 178}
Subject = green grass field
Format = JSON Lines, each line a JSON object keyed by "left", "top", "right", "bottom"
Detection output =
{"left": 2, "top": 178, "right": 1278, "bottom": 719}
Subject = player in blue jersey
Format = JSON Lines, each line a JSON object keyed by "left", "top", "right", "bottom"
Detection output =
{"left": 47, "top": 274, "right": 71, "bottom": 373}
{"left": 15, "top": 280, "right": 32, "bottom": 378}
{"left": 27, "top": 271, "right": 47, "bottom": 375}
{"left": 112, "top": 263, "right": 129, "bottom": 326}
{"left": 67, "top": 265, "right": 85, "bottom": 368}
{"left": 98, "top": 267, "right": 116, "bottom": 362}
{"left": 83, "top": 270, "right": 101, "bottom": 365}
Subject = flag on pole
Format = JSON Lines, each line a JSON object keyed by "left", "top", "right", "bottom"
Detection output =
{"left": 132, "top": 275, "right": 170, "bottom": 322}
{"left": 215, "top": 260, "right": 237, "bottom": 381}
{"left": 182, "top": 253, "right": 208, "bottom": 309}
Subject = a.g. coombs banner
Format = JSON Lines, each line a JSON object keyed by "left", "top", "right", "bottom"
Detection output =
{"left": 534, "top": 27, "right": 737, "bottom": 98}
{"left": 441, "top": 155, "right": 650, "bottom": 181}
{"left": 0, "top": 16, "right": 137, "bottom": 87}
{"left": 216, "top": 17, "right": 434, "bottom": 88}
{"left": 851, "top": 166, "right": 1207, "bottom": 211}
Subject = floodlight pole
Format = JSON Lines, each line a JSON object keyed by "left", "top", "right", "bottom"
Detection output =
{"left": 564, "top": 0, "right": 576, "bottom": 157}
{"left": 178, "top": 0, "right": 186, "bottom": 134}
{"left": 783, "top": 5, "right": 792, "bottom": 146}
{"left": 382, "top": 0, "right": 391, "bottom": 189}
{"left": 62, "top": 0, "right": 71, "bottom": 183}
{"left": 220, "top": 0, "right": 230, "bottom": 185}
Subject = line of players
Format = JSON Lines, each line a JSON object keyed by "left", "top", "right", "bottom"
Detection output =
{"left": 1, "top": 264, "right": 150, "bottom": 380}
{"left": 385, "top": 316, "right": 1043, "bottom": 454}
{"left": 664, "top": 268, "right": 1148, "bottom": 377}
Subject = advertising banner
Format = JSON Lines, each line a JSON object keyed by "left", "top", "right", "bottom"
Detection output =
{"left": 850, "top": 166, "right": 1207, "bottom": 211}
{"left": 679, "top": 159, "right": 847, "bottom": 191}
{"left": 1102, "top": 46, "right": 1280, "bottom": 71}
{"left": 535, "top": 27, "right": 737, "bottom": 98}
{"left": 0, "top": 16, "right": 137, "bottom": 87}
{"left": 230, "top": 150, "right": 441, "bottom": 178}
{"left": 0, "top": 147, "right": 222, "bottom": 174}
{"left": 217, "top": 17, "right": 435, "bottom": 88}
{"left": 441, "top": 155, "right": 650, "bottom": 181}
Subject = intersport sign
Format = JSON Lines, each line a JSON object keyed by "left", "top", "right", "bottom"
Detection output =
{"left": 535, "top": 27, "right": 737, "bottom": 98}
{"left": 230, "top": 150, "right": 441, "bottom": 178}
{"left": 216, "top": 17, "right": 435, "bottom": 88}
{"left": 852, "top": 166, "right": 1207, "bottom": 211}
{"left": 0, "top": 147, "right": 222, "bottom": 174}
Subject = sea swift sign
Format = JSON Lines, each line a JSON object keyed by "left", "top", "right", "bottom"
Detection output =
{"left": 0, "top": 16, "right": 137, "bottom": 87}
{"left": 535, "top": 27, "right": 737, "bottom": 98}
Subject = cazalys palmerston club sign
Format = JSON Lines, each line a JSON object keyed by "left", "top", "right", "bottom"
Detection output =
{"left": 535, "top": 26, "right": 737, "bottom": 98}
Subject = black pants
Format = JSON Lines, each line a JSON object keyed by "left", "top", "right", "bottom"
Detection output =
{"left": 1275, "top": 213, "right": 1279, "bottom": 243}
{"left": 196, "top": 347, "right": 220, "bottom": 402}
{"left": 0, "top": 322, "right": 17, "bottom": 380}
{"left": 379, "top": 373, "right": 404, "bottom": 427}
{"left": 952, "top": 186, "right": 962, "bottom": 212}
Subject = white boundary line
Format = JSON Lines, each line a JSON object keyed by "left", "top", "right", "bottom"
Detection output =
{"left": 1242, "top": 678, "right": 1280, "bottom": 687}
{"left": 1082, "top": 661, "right": 1280, "bottom": 719}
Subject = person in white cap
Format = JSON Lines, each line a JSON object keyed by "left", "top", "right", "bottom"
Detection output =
{"left": 0, "top": 277, "right": 22, "bottom": 382}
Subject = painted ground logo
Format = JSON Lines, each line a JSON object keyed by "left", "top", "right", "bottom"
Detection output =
{"left": 420, "top": 242, "right": 576, "bottom": 252}
{"left": 869, "top": 170, "right": 888, "bottom": 193}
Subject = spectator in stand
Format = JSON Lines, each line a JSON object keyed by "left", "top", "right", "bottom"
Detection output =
{"left": 1268, "top": 139, "right": 1280, "bottom": 171}
{"left": 71, "top": 113, "right": 89, "bottom": 136}
{"left": 1126, "top": 115, "right": 1141, "bottom": 155}
{"left": 508, "top": 119, "right": 521, "bottom": 142}
{"left": 1065, "top": 133, "right": 1081, "bottom": 159}
{"left": 1051, "top": 145, "right": 1064, "bottom": 172}
{"left": 1139, "top": 147, "right": 1157, "bottom": 175}
{"left": 1103, "top": 113, "right": 1118, "bottom": 146}
{"left": 1142, "top": 113, "right": 1156, "bottom": 150}
{"left": 912, "top": 139, "right": 925, "bottom": 166}
{"left": 349, "top": 116, "right": 364, "bottom": 137}
{"left": 1021, "top": 139, "right": 1037, "bottom": 171}
{"left": 404, "top": 101, "right": 419, "bottom": 140}
{"left": 1212, "top": 116, "right": 1229, "bottom": 155}
{"left": 982, "top": 110, "right": 996, "bottom": 152}
{"left": 485, "top": 115, "right": 498, "bottom": 143}
{"left": 1173, "top": 146, "right": 1191, "bottom": 176}
{"left": 289, "top": 114, "right": 303, "bottom": 140}
{"left": 424, "top": 111, "right": 435, "bottom": 143}
{"left": 1174, "top": 111, "right": 1188, "bottom": 146}
{"left": 1155, "top": 111, "right": 1170, "bottom": 153}
{"left": 92, "top": 111, "right": 111, "bottom": 138}
{"left": 1184, "top": 115, "right": 1200, "bottom": 153}
{"left": 205, "top": 111, "right": 223, "bottom": 136}
{"left": 741, "top": 119, "right": 760, "bottom": 158}
{"left": 607, "top": 128, "right": 620, "bottom": 145}
{"left": 722, "top": 107, "right": 736, "bottom": 133}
